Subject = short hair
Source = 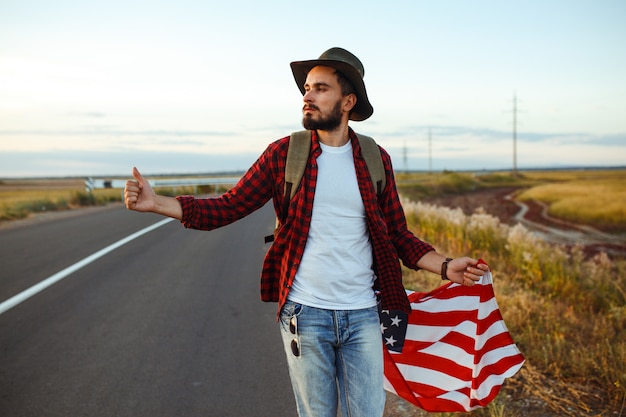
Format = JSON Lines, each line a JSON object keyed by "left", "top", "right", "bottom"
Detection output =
{"left": 334, "top": 70, "right": 356, "bottom": 97}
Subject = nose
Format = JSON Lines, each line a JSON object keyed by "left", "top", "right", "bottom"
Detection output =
{"left": 303, "top": 89, "right": 313, "bottom": 102}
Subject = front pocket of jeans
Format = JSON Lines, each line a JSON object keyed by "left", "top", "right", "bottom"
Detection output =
{"left": 279, "top": 302, "right": 302, "bottom": 330}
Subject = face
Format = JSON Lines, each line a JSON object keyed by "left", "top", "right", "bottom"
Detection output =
{"left": 301, "top": 65, "right": 355, "bottom": 131}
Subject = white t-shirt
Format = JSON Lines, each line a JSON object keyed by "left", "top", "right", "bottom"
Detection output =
{"left": 287, "top": 140, "right": 377, "bottom": 309}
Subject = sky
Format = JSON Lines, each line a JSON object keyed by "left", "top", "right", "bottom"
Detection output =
{"left": 0, "top": 0, "right": 625, "bottom": 178}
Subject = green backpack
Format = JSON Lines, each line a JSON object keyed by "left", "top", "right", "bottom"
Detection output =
{"left": 265, "top": 130, "right": 385, "bottom": 243}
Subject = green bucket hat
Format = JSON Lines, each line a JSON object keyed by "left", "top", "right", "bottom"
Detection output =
{"left": 290, "top": 47, "right": 374, "bottom": 121}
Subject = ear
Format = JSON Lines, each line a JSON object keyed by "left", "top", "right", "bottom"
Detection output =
{"left": 343, "top": 93, "right": 357, "bottom": 114}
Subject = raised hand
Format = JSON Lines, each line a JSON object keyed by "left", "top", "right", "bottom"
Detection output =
{"left": 124, "top": 167, "right": 156, "bottom": 212}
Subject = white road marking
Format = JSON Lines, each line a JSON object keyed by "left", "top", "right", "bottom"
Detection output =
{"left": 0, "top": 217, "right": 175, "bottom": 316}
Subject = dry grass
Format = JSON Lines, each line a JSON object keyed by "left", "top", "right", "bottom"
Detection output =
{"left": 516, "top": 173, "right": 626, "bottom": 231}
{"left": 0, "top": 180, "right": 122, "bottom": 221}
{"left": 0, "top": 178, "right": 208, "bottom": 221}
{"left": 401, "top": 198, "right": 626, "bottom": 416}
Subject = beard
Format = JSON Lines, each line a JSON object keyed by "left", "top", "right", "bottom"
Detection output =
{"left": 302, "top": 100, "right": 343, "bottom": 131}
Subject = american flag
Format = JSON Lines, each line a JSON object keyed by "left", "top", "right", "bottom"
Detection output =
{"left": 382, "top": 265, "right": 525, "bottom": 412}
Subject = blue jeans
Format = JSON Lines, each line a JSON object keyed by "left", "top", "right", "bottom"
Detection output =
{"left": 279, "top": 302, "right": 385, "bottom": 417}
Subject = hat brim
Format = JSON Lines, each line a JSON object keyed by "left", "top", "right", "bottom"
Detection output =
{"left": 290, "top": 59, "right": 373, "bottom": 121}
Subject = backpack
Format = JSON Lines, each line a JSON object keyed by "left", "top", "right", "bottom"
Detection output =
{"left": 264, "top": 130, "right": 385, "bottom": 243}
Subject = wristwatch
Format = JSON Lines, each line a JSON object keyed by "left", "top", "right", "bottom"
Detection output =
{"left": 441, "top": 258, "right": 453, "bottom": 280}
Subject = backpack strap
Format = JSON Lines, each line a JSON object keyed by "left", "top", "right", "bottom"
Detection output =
{"left": 356, "top": 133, "right": 386, "bottom": 196}
{"left": 264, "top": 131, "right": 312, "bottom": 243}
{"left": 284, "top": 130, "right": 312, "bottom": 202}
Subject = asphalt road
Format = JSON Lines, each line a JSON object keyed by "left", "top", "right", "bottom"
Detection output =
{"left": 0, "top": 202, "right": 297, "bottom": 417}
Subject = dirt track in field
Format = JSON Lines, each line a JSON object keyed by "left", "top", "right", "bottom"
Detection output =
{"left": 420, "top": 187, "right": 626, "bottom": 259}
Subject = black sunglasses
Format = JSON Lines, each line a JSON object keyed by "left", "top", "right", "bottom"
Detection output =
{"left": 290, "top": 316, "right": 300, "bottom": 357}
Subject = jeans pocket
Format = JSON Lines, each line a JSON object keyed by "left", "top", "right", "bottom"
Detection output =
{"left": 279, "top": 301, "right": 302, "bottom": 331}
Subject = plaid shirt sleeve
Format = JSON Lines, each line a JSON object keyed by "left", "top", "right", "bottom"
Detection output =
{"left": 176, "top": 137, "right": 289, "bottom": 231}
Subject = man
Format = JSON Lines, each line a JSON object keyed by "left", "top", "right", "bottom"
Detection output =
{"left": 124, "top": 47, "right": 489, "bottom": 417}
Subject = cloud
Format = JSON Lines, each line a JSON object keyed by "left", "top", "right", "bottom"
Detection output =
{"left": 0, "top": 129, "right": 238, "bottom": 137}
{"left": 1, "top": 123, "right": 624, "bottom": 178}
{"left": 574, "top": 132, "right": 625, "bottom": 146}
{"left": 67, "top": 111, "right": 107, "bottom": 118}
{"left": 379, "top": 124, "right": 626, "bottom": 147}
{"left": 0, "top": 149, "right": 260, "bottom": 178}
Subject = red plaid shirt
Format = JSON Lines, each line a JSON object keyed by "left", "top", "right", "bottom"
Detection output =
{"left": 176, "top": 129, "right": 434, "bottom": 315}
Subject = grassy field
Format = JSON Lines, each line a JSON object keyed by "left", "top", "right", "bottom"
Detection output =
{"left": 516, "top": 170, "right": 626, "bottom": 231}
{"left": 0, "top": 178, "right": 206, "bottom": 222}
{"left": 0, "top": 181, "right": 121, "bottom": 221}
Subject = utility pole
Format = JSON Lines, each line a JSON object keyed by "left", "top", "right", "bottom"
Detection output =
{"left": 512, "top": 92, "right": 518, "bottom": 176}
{"left": 428, "top": 127, "right": 432, "bottom": 174}
{"left": 403, "top": 140, "right": 408, "bottom": 173}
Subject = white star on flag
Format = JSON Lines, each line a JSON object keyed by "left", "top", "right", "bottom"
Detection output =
{"left": 379, "top": 309, "right": 408, "bottom": 353}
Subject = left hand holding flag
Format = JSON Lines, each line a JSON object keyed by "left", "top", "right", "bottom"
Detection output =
{"left": 446, "top": 257, "right": 490, "bottom": 286}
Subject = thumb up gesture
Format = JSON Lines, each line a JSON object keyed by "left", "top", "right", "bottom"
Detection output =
{"left": 124, "top": 167, "right": 156, "bottom": 212}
